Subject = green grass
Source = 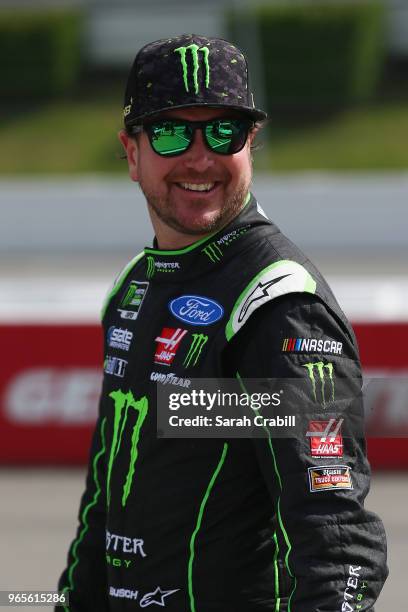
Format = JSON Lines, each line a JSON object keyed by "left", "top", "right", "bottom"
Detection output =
{"left": 256, "top": 103, "right": 408, "bottom": 172}
{"left": 1, "top": 95, "right": 408, "bottom": 174}
{"left": 0, "top": 96, "right": 125, "bottom": 175}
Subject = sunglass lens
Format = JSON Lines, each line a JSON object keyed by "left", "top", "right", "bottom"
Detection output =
{"left": 205, "top": 120, "right": 247, "bottom": 154}
{"left": 150, "top": 122, "right": 191, "bottom": 156}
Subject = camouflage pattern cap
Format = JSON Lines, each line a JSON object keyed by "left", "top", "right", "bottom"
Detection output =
{"left": 123, "top": 33, "right": 267, "bottom": 125}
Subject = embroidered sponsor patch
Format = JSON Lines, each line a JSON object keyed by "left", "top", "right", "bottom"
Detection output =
{"left": 282, "top": 337, "right": 342, "bottom": 355}
{"left": 154, "top": 328, "right": 187, "bottom": 366}
{"left": 342, "top": 565, "right": 368, "bottom": 612}
{"left": 302, "top": 361, "right": 335, "bottom": 406}
{"left": 107, "top": 327, "right": 133, "bottom": 351}
{"left": 108, "top": 584, "right": 179, "bottom": 605}
{"left": 146, "top": 256, "right": 180, "bottom": 279}
{"left": 308, "top": 465, "right": 353, "bottom": 492}
{"left": 150, "top": 371, "right": 191, "bottom": 388}
{"left": 183, "top": 333, "right": 208, "bottom": 367}
{"left": 106, "top": 530, "right": 147, "bottom": 557}
{"left": 306, "top": 419, "right": 343, "bottom": 458}
{"left": 169, "top": 295, "right": 223, "bottom": 326}
{"left": 104, "top": 356, "right": 128, "bottom": 378}
{"left": 118, "top": 281, "right": 149, "bottom": 320}
{"left": 201, "top": 225, "right": 250, "bottom": 262}
{"left": 140, "top": 586, "right": 179, "bottom": 607}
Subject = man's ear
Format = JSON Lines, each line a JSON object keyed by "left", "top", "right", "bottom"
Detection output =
{"left": 248, "top": 125, "right": 260, "bottom": 146}
{"left": 118, "top": 129, "right": 139, "bottom": 181}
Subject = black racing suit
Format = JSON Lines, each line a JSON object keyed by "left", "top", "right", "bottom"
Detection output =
{"left": 57, "top": 194, "right": 387, "bottom": 611}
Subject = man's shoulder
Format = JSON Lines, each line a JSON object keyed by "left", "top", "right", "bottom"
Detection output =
{"left": 226, "top": 223, "right": 353, "bottom": 345}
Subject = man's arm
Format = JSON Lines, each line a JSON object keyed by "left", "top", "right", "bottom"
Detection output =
{"left": 56, "top": 393, "right": 109, "bottom": 612}
{"left": 224, "top": 293, "right": 388, "bottom": 611}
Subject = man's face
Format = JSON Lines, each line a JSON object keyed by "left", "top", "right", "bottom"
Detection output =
{"left": 119, "top": 107, "right": 255, "bottom": 237}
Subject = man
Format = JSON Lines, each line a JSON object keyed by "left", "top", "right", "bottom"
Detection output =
{"left": 58, "top": 34, "right": 387, "bottom": 611}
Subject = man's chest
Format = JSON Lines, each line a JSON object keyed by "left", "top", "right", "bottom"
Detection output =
{"left": 102, "top": 274, "right": 240, "bottom": 389}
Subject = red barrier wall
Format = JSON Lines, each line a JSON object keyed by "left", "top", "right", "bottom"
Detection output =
{"left": 353, "top": 322, "right": 408, "bottom": 470}
{"left": 0, "top": 323, "right": 407, "bottom": 467}
{"left": 0, "top": 325, "right": 102, "bottom": 464}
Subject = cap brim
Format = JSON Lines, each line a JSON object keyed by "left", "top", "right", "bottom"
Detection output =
{"left": 125, "top": 102, "right": 267, "bottom": 125}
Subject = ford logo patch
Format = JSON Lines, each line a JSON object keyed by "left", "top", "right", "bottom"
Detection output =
{"left": 169, "top": 295, "right": 224, "bottom": 326}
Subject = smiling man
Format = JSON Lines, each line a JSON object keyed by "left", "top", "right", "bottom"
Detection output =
{"left": 58, "top": 34, "right": 387, "bottom": 611}
{"left": 119, "top": 106, "right": 254, "bottom": 247}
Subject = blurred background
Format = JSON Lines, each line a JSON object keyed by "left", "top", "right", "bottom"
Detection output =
{"left": 0, "top": 0, "right": 407, "bottom": 609}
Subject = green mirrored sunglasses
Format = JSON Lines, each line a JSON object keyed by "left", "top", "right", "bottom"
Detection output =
{"left": 130, "top": 118, "right": 254, "bottom": 157}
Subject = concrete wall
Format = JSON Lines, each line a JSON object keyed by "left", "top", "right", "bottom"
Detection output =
{"left": 1, "top": 174, "right": 407, "bottom": 258}
{"left": 1, "top": 175, "right": 407, "bottom": 322}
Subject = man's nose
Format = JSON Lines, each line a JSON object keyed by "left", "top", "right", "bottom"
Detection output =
{"left": 183, "top": 128, "right": 214, "bottom": 171}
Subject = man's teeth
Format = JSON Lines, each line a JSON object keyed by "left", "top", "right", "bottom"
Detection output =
{"left": 179, "top": 182, "right": 215, "bottom": 192}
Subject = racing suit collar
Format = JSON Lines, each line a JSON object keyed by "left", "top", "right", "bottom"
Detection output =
{"left": 143, "top": 193, "right": 275, "bottom": 282}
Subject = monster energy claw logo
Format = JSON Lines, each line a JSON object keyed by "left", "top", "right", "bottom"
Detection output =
{"left": 107, "top": 390, "right": 148, "bottom": 508}
{"left": 147, "top": 256, "right": 155, "bottom": 279}
{"left": 174, "top": 44, "right": 210, "bottom": 94}
{"left": 303, "top": 361, "right": 335, "bottom": 406}
{"left": 202, "top": 242, "right": 223, "bottom": 263}
{"left": 183, "top": 333, "right": 208, "bottom": 367}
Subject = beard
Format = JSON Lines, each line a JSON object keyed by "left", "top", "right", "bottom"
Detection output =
{"left": 138, "top": 176, "right": 251, "bottom": 237}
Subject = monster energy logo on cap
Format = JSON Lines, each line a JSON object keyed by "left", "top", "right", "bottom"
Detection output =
{"left": 183, "top": 333, "right": 208, "bottom": 367}
{"left": 174, "top": 44, "right": 210, "bottom": 94}
{"left": 202, "top": 242, "right": 223, "bottom": 263}
{"left": 303, "top": 361, "right": 335, "bottom": 406}
{"left": 147, "top": 256, "right": 155, "bottom": 279}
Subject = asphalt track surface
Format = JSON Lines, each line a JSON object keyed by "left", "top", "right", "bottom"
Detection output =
{"left": 0, "top": 469, "right": 405, "bottom": 610}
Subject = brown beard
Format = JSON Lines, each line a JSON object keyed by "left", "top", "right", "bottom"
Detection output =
{"left": 139, "top": 181, "right": 250, "bottom": 237}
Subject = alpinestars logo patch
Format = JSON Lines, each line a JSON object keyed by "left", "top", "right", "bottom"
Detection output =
{"left": 238, "top": 275, "right": 292, "bottom": 323}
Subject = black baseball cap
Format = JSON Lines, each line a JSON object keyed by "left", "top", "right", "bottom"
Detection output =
{"left": 123, "top": 33, "right": 267, "bottom": 125}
